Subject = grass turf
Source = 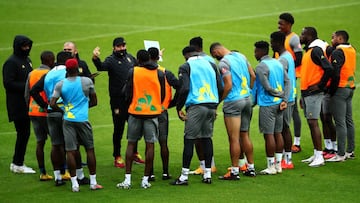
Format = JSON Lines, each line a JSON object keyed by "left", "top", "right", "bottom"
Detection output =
{"left": 0, "top": 0, "right": 359, "bottom": 202}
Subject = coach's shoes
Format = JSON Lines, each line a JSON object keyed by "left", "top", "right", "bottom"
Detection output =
{"left": 170, "top": 178, "right": 188, "bottom": 186}
{"left": 326, "top": 154, "right": 346, "bottom": 162}
{"left": 114, "top": 156, "right": 125, "bottom": 168}
{"left": 301, "top": 155, "right": 315, "bottom": 163}
{"left": 309, "top": 156, "right": 325, "bottom": 167}
{"left": 133, "top": 152, "right": 145, "bottom": 164}
{"left": 117, "top": 181, "right": 131, "bottom": 189}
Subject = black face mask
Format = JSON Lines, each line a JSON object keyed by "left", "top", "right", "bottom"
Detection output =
{"left": 20, "top": 48, "right": 31, "bottom": 57}
{"left": 113, "top": 50, "right": 127, "bottom": 57}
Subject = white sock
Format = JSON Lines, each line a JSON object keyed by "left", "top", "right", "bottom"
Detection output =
{"left": 231, "top": 166, "right": 239, "bottom": 175}
{"left": 179, "top": 168, "right": 189, "bottom": 181}
{"left": 284, "top": 152, "right": 292, "bottom": 164}
{"left": 199, "top": 160, "right": 205, "bottom": 170}
{"left": 125, "top": 173, "right": 131, "bottom": 184}
{"left": 54, "top": 170, "right": 61, "bottom": 180}
{"left": 90, "top": 174, "right": 97, "bottom": 186}
{"left": 76, "top": 168, "right": 84, "bottom": 180}
{"left": 275, "top": 153, "right": 283, "bottom": 167}
{"left": 203, "top": 168, "right": 211, "bottom": 179}
{"left": 211, "top": 156, "right": 216, "bottom": 167}
{"left": 238, "top": 158, "right": 246, "bottom": 167}
{"left": 324, "top": 139, "right": 333, "bottom": 150}
{"left": 315, "top": 150, "right": 323, "bottom": 158}
{"left": 294, "top": 137, "right": 301, "bottom": 146}
{"left": 71, "top": 176, "right": 79, "bottom": 188}
{"left": 142, "top": 176, "right": 149, "bottom": 184}
{"left": 267, "top": 157, "right": 275, "bottom": 168}
{"left": 247, "top": 163, "right": 255, "bottom": 170}
{"left": 332, "top": 141, "right": 338, "bottom": 151}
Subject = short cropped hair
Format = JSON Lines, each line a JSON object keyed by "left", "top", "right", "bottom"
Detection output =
{"left": 270, "top": 31, "right": 286, "bottom": 44}
{"left": 279, "top": 13, "right": 295, "bottom": 25}
{"left": 209, "top": 42, "right": 222, "bottom": 53}
{"left": 335, "top": 30, "right": 349, "bottom": 42}
{"left": 304, "top": 26, "right": 318, "bottom": 39}
{"left": 189, "top": 36, "right": 203, "bottom": 49}
{"left": 56, "top": 51, "right": 72, "bottom": 65}
{"left": 136, "top": 49, "right": 150, "bottom": 64}
{"left": 148, "top": 47, "right": 159, "bottom": 60}
{"left": 254, "top": 40, "right": 269, "bottom": 52}
{"left": 182, "top": 46, "right": 197, "bottom": 56}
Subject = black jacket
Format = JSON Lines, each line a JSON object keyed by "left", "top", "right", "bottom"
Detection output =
{"left": 92, "top": 52, "right": 136, "bottom": 109}
{"left": 2, "top": 35, "right": 33, "bottom": 121}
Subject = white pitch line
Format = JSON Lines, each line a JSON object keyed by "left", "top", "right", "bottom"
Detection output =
{"left": 0, "top": 2, "right": 359, "bottom": 51}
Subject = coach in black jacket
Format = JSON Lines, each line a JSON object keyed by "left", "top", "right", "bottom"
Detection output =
{"left": 92, "top": 37, "right": 142, "bottom": 168}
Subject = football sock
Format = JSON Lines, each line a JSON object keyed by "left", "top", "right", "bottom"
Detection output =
{"left": 284, "top": 152, "right": 292, "bottom": 164}
{"left": 239, "top": 158, "right": 246, "bottom": 167}
{"left": 231, "top": 166, "right": 239, "bottom": 175}
{"left": 54, "top": 170, "right": 61, "bottom": 180}
{"left": 199, "top": 160, "right": 205, "bottom": 171}
{"left": 71, "top": 176, "right": 79, "bottom": 188}
{"left": 180, "top": 168, "right": 189, "bottom": 181}
{"left": 324, "top": 139, "right": 333, "bottom": 150}
{"left": 204, "top": 168, "right": 211, "bottom": 179}
{"left": 90, "top": 174, "right": 97, "bottom": 185}
{"left": 125, "top": 173, "right": 131, "bottom": 184}
{"left": 294, "top": 137, "right": 300, "bottom": 146}
{"left": 76, "top": 168, "right": 84, "bottom": 180}
{"left": 267, "top": 157, "right": 275, "bottom": 168}
{"left": 211, "top": 156, "right": 216, "bottom": 167}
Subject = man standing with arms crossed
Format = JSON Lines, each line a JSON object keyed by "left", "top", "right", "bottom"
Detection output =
{"left": 327, "top": 30, "right": 356, "bottom": 162}
{"left": 299, "top": 27, "right": 333, "bottom": 167}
